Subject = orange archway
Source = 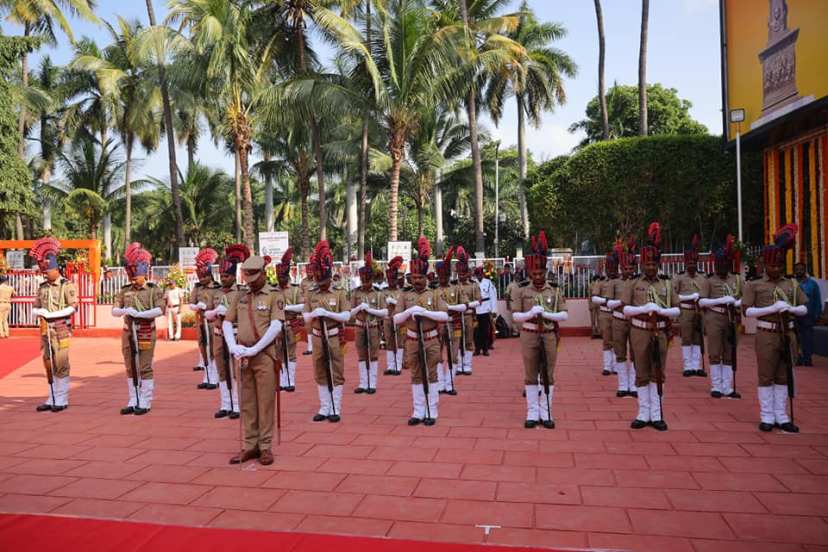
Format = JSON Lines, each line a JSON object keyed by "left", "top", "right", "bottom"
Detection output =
{"left": 0, "top": 239, "right": 102, "bottom": 282}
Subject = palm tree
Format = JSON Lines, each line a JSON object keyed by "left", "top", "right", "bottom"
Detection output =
{"left": 593, "top": 0, "right": 609, "bottom": 141}
{"left": 485, "top": 1, "right": 575, "bottom": 240}
{"left": 144, "top": 0, "right": 185, "bottom": 251}
{"left": 28, "top": 57, "right": 64, "bottom": 231}
{"left": 71, "top": 17, "right": 161, "bottom": 244}
{"left": 638, "top": 0, "right": 649, "bottom": 136}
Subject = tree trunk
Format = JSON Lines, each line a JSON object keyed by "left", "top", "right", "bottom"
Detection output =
{"left": 638, "top": 0, "right": 649, "bottom": 136}
{"left": 41, "top": 164, "right": 52, "bottom": 231}
{"left": 187, "top": 133, "right": 196, "bottom": 173}
{"left": 125, "top": 134, "right": 133, "bottom": 243}
{"left": 263, "top": 151, "right": 274, "bottom": 232}
{"left": 17, "top": 24, "right": 30, "bottom": 157}
{"left": 516, "top": 94, "right": 530, "bottom": 240}
{"left": 416, "top": 183, "right": 424, "bottom": 239}
{"left": 146, "top": 0, "right": 184, "bottom": 252}
{"left": 234, "top": 149, "right": 242, "bottom": 242}
{"left": 15, "top": 215, "right": 24, "bottom": 240}
{"left": 103, "top": 214, "right": 112, "bottom": 260}
{"left": 594, "top": 0, "right": 610, "bottom": 140}
{"left": 388, "top": 137, "right": 404, "bottom": 242}
{"left": 238, "top": 140, "right": 255, "bottom": 252}
{"left": 434, "top": 170, "right": 443, "bottom": 254}
{"left": 299, "top": 171, "right": 310, "bottom": 259}
{"left": 358, "top": 0, "right": 371, "bottom": 256}
{"left": 312, "top": 119, "right": 326, "bottom": 241}
{"left": 346, "top": 168, "right": 357, "bottom": 259}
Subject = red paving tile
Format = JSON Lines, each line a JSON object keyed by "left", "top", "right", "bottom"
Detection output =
{"left": 0, "top": 336, "right": 827, "bottom": 550}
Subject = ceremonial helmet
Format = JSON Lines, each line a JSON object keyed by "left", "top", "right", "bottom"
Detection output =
{"left": 386, "top": 256, "right": 403, "bottom": 283}
{"left": 124, "top": 242, "right": 152, "bottom": 279}
{"left": 220, "top": 244, "right": 250, "bottom": 277}
{"left": 309, "top": 240, "right": 334, "bottom": 281}
{"left": 640, "top": 222, "right": 662, "bottom": 265}
{"left": 30, "top": 236, "right": 61, "bottom": 273}
{"left": 713, "top": 234, "right": 740, "bottom": 274}
{"left": 435, "top": 247, "right": 454, "bottom": 280}
{"left": 410, "top": 236, "right": 431, "bottom": 275}
{"left": 275, "top": 247, "right": 293, "bottom": 280}
{"left": 524, "top": 231, "right": 548, "bottom": 273}
{"left": 195, "top": 248, "right": 218, "bottom": 278}
{"left": 762, "top": 224, "right": 796, "bottom": 267}
{"left": 683, "top": 234, "right": 701, "bottom": 265}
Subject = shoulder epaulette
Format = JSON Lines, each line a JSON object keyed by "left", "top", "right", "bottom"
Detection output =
{"left": 518, "top": 281, "right": 530, "bottom": 288}
{"left": 122, "top": 283, "right": 132, "bottom": 289}
{"left": 678, "top": 271, "right": 686, "bottom": 275}
{"left": 403, "top": 286, "right": 414, "bottom": 292}
{"left": 659, "top": 274, "right": 671, "bottom": 280}
{"left": 147, "top": 282, "right": 156, "bottom": 288}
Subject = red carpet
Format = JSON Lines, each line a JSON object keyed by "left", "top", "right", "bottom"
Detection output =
{"left": 0, "top": 337, "right": 40, "bottom": 379}
{"left": 0, "top": 514, "right": 566, "bottom": 552}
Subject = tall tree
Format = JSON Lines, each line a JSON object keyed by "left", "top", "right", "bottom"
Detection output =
{"left": 593, "top": 0, "right": 609, "bottom": 140}
{"left": 485, "top": 1, "right": 575, "bottom": 240}
{"left": 638, "top": 0, "right": 649, "bottom": 136}
{"left": 145, "top": 0, "right": 185, "bottom": 251}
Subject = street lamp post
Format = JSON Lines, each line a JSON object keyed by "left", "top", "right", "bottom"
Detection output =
{"left": 494, "top": 141, "right": 500, "bottom": 259}
{"left": 730, "top": 108, "right": 745, "bottom": 242}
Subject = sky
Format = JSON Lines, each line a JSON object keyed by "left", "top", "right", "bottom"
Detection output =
{"left": 3, "top": 0, "right": 725, "bottom": 180}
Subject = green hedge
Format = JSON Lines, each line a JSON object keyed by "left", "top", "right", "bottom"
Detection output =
{"left": 527, "top": 135, "right": 763, "bottom": 253}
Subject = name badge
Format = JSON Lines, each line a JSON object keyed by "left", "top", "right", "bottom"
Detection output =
{"left": 256, "top": 302, "right": 268, "bottom": 311}
{"left": 427, "top": 297, "right": 432, "bottom": 306}
{"left": 329, "top": 299, "right": 337, "bottom": 306}
{"left": 547, "top": 296, "right": 552, "bottom": 304}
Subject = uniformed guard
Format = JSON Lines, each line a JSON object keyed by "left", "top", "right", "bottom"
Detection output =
{"left": 222, "top": 255, "right": 283, "bottom": 465}
{"left": 393, "top": 237, "right": 449, "bottom": 426}
{"left": 699, "top": 235, "right": 743, "bottom": 399}
{"left": 303, "top": 241, "right": 351, "bottom": 422}
{"left": 435, "top": 248, "right": 459, "bottom": 395}
{"left": 512, "top": 231, "right": 568, "bottom": 428}
{"left": 607, "top": 238, "right": 638, "bottom": 398}
{"left": 588, "top": 274, "right": 603, "bottom": 339}
{"left": 112, "top": 243, "right": 165, "bottom": 415}
{"left": 0, "top": 270, "right": 14, "bottom": 338}
{"left": 382, "top": 256, "right": 405, "bottom": 375}
{"left": 205, "top": 244, "right": 250, "bottom": 419}
{"left": 592, "top": 251, "right": 619, "bottom": 376}
{"left": 351, "top": 252, "right": 388, "bottom": 395}
{"left": 189, "top": 248, "right": 220, "bottom": 390}
{"left": 742, "top": 225, "right": 808, "bottom": 433}
{"left": 274, "top": 248, "right": 304, "bottom": 393}
{"left": 30, "top": 237, "right": 78, "bottom": 412}
{"left": 300, "top": 269, "right": 316, "bottom": 356}
{"left": 621, "top": 223, "right": 680, "bottom": 431}
{"left": 676, "top": 235, "right": 706, "bottom": 377}
{"left": 453, "top": 247, "right": 480, "bottom": 375}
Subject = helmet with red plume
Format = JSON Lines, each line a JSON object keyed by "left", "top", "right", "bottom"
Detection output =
{"left": 220, "top": 244, "right": 250, "bottom": 276}
{"left": 309, "top": 241, "right": 334, "bottom": 281}
{"left": 684, "top": 234, "right": 701, "bottom": 265}
{"left": 275, "top": 247, "right": 293, "bottom": 279}
{"left": 762, "top": 224, "right": 796, "bottom": 267}
{"left": 124, "top": 242, "right": 152, "bottom": 279}
{"left": 436, "top": 247, "right": 454, "bottom": 279}
{"left": 195, "top": 248, "right": 218, "bottom": 278}
{"left": 640, "top": 222, "right": 662, "bottom": 265}
{"left": 713, "top": 234, "right": 740, "bottom": 274}
{"left": 525, "top": 231, "right": 548, "bottom": 272}
{"left": 30, "top": 237, "right": 61, "bottom": 272}
{"left": 410, "top": 236, "right": 431, "bottom": 275}
{"left": 386, "top": 256, "right": 403, "bottom": 282}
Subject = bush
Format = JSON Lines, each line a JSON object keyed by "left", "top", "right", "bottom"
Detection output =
{"left": 527, "top": 135, "right": 763, "bottom": 252}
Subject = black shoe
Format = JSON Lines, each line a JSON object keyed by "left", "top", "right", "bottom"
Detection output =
{"left": 327, "top": 415, "right": 341, "bottom": 423}
{"left": 630, "top": 419, "right": 648, "bottom": 429}
{"left": 780, "top": 422, "right": 800, "bottom": 433}
{"left": 286, "top": 386, "right": 296, "bottom": 392}
{"left": 803, "top": 360, "right": 814, "bottom": 367}
{"left": 542, "top": 420, "right": 555, "bottom": 429}
{"left": 193, "top": 365, "right": 204, "bottom": 371}
{"left": 629, "top": 390, "right": 638, "bottom": 398}
{"left": 229, "top": 411, "right": 240, "bottom": 419}
{"left": 50, "top": 405, "right": 67, "bottom": 412}
{"left": 696, "top": 370, "right": 708, "bottom": 377}
{"left": 354, "top": 387, "right": 365, "bottom": 394}
{"left": 483, "top": 351, "right": 489, "bottom": 356}
{"left": 366, "top": 388, "right": 376, "bottom": 395}
{"left": 204, "top": 383, "right": 218, "bottom": 390}
{"left": 521, "top": 390, "right": 526, "bottom": 397}
{"left": 383, "top": 370, "right": 394, "bottom": 376}
{"left": 134, "top": 407, "right": 150, "bottom": 416}
{"left": 197, "top": 383, "right": 209, "bottom": 389}
{"left": 407, "top": 417, "right": 422, "bottom": 426}
{"left": 651, "top": 420, "right": 668, "bottom": 431}
{"left": 446, "top": 390, "right": 457, "bottom": 396}
{"left": 423, "top": 418, "right": 436, "bottom": 426}
{"left": 312, "top": 414, "right": 327, "bottom": 422}
{"left": 758, "top": 422, "right": 774, "bottom": 432}
{"left": 473, "top": 351, "right": 480, "bottom": 356}
{"left": 438, "top": 390, "right": 446, "bottom": 394}
{"left": 214, "top": 409, "right": 229, "bottom": 419}
{"left": 303, "top": 350, "right": 312, "bottom": 356}
{"left": 683, "top": 371, "right": 694, "bottom": 377}
{"left": 601, "top": 370, "right": 611, "bottom": 376}
{"left": 616, "top": 390, "right": 627, "bottom": 398}
{"left": 727, "top": 391, "right": 742, "bottom": 399}
{"left": 36, "top": 404, "right": 53, "bottom": 412}
{"left": 710, "top": 391, "right": 723, "bottom": 398}
{"left": 120, "top": 407, "right": 135, "bottom": 415}
{"left": 524, "top": 420, "right": 537, "bottom": 429}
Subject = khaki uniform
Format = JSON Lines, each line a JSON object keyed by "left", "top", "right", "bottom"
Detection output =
{"left": 454, "top": 280, "right": 480, "bottom": 373}
{"left": 34, "top": 278, "right": 78, "bottom": 407}
{"left": 351, "top": 287, "right": 384, "bottom": 362}
{"left": 300, "top": 277, "right": 315, "bottom": 352}
{"left": 436, "top": 284, "right": 460, "bottom": 391}
{"left": 192, "top": 281, "right": 221, "bottom": 383}
{"left": 306, "top": 288, "right": 349, "bottom": 386}
{"left": 700, "top": 273, "right": 742, "bottom": 397}
{"left": 225, "top": 287, "right": 282, "bottom": 452}
{"left": 116, "top": 283, "right": 164, "bottom": 380}
{"left": 610, "top": 277, "right": 637, "bottom": 394}
{"left": 505, "top": 280, "right": 522, "bottom": 333}
{"left": 274, "top": 284, "right": 303, "bottom": 390}
{"left": 675, "top": 272, "right": 706, "bottom": 374}
{"left": 382, "top": 287, "right": 404, "bottom": 373}
{"left": 589, "top": 279, "right": 603, "bottom": 337}
{"left": 597, "top": 278, "right": 616, "bottom": 352}
{"left": 0, "top": 282, "right": 14, "bottom": 337}
{"left": 210, "top": 284, "right": 242, "bottom": 414}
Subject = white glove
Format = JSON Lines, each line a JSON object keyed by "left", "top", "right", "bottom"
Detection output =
{"left": 232, "top": 345, "right": 249, "bottom": 359}
{"left": 216, "top": 304, "right": 228, "bottom": 316}
{"left": 542, "top": 311, "right": 568, "bottom": 322}
{"left": 467, "top": 300, "right": 480, "bottom": 309}
{"left": 530, "top": 305, "right": 544, "bottom": 316}
{"left": 789, "top": 305, "right": 807, "bottom": 317}
{"left": 284, "top": 303, "right": 304, "bottom": 313}
{"left": 32, "top": 308, "right": 46, "bottom": 318}
{"left": 244, "top": 320, "right": 283, "bottom": 356}
{"left": 197, "top": 301, "right": 207, "bottom": 310}
{"left": 366, "top": 307, "right": 388, "bottom": 318}
{"left": 591, "top": 296, "right": 607, "bottom": 305}
{"left": 188, "top": 303, "right": 200, "bottom": 311}
{"left": 657, "top": 307, "right": 680, "bottom": 318}
{"left": 679, "top": 293, "right": 700, "bottom": 302}
{"left": 134, "top": 307, "right": 162, "bottom": 319}
{"left": 447, "top": 304, "right": 467, "bottom": 313}
{"left": 222, "top": 320, "right": 238, "bottom": 350}
{"left": 322, "top": 310, "right": 350, "bottom": 323}
{"left": 125, "top": 307, "right": 139, "bottom": 318}
{"left": 112, "top": 307, "right": 126, "bottom": 318}
{"left": 734, "top": 299, "right": 742, "bottom": 308}
{"left": 745, "top": 304, "right": 779, "bottom": 318}
{"left": 644, "top": 302, "right": 661, "bottom": 313}
{"left": 606, "top": 299, "right": 621, "bottom": 309}
{"left": 773, "top": 300, "right": 790, "bottom": 313}
{"left": 623, "top": 305, "right": 648, "bottom": 318}
{"left": 350, "top": 303, "right": 367, "bottom": 316}
{"left": 386, "top": 297, "right": 397, "bottom": 305}
{"left": 205, "top": 309, "right": 218, "bottom": 321}
{"left": 417, "top": 310, "right": 449, "bottom": 322}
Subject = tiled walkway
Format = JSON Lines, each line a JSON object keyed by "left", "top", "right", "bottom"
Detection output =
{"left": 0, "top": 335, "right": 826, "bottom": 552}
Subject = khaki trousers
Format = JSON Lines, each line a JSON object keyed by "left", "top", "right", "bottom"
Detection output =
{"left": 240, "top": 352, "right": 277, "bottom": 451}
{"left": 312, "top": 334, "right": 345, "bottom": 386}
{"left": 630, "top": 327, "right": 668, "bottom": 387}
{"left": 520, "top": 331, "right": 557, "bottom": 385}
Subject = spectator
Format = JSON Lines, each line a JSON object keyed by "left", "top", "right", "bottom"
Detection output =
{"left": 165, "top": 279, "right": 183, "bottom": 341}
{"left": 498, "top": 263, "right": 514, "bottom": 296}
{"left": 0, "top": 274, "right": 14, "bottom": 338}
{"left": 474, "top": 266, "right": 497, "bottom": 356}
{"left": 794, "top": 262, "right": 821, "bottom": 366}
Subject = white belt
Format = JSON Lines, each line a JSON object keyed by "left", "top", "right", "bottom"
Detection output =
{"left": 406, "top": 329, "right": 439, "bottom": 340}
{"left": 520, "top": 322, "right": 555, "bottom": 334}
{"left": 631, "top": 318, "right": 666, "bottom": 330}
{"left": 709, "top": 306, "right": 728, "bottom": 315}
{"left": 599, "top": 306, "right": 613, "bottom": 313}
{"left": 612, "top": 311, "right": 626, "bottom": 320}
{"left": 680, "top": 303, "right": 697, "bottom": 310}
{"left": 312, "top": 328, "right": 340, "bottom": 338}
{"left": 757, "top": 320, "right": 794, "bottom": 331}
{"left": 355, "top": 319, "right": 380, "bottom": 328}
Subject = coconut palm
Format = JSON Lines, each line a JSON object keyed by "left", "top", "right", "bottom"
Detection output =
{"left": 593, "top": 0, "right": 609, "bottom": 141}
{"left": 485, "top": 1, "right": 575, "bottom": 240}
{"left": 638, "top": 0, "right": 649, "bottom": 136}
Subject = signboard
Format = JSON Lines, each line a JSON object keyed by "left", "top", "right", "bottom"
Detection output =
{"left": 259, "top": 232, "right": 290, "bottom": 264}
{"left": 179, "top": 247, "right": 199, "bottom": 268}
{"left": 6, "top": 251, "right": 24, "bottom": 269}
{"left": 386, "top": 241, "right": 411, "bottom": 263}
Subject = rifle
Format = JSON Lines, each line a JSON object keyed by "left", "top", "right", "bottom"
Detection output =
{"left": 458, "top": 308, "right": 467, "bottom": 374}
{"left": 221, "top": 322, "right": 235, "bottom": 412}
{"left": 778, "top": 310, "right": 795, "bottom": 424}
{"left": 416, "top": 316, "right": 432, "bottom": 422}
{"left": 40, "top": 315, "right": 57, "bottom": 407}
{"left": 443, "top": 321, "right": 456, "bottom": 393}
{"left": 128, "top": 317, "right": 141, "bottom": 409}
{"left": 727, "top": 303, "right": 738, "bottom": 395}
{"left": 237, "top": 357, "right": 246, "bottom": 469}
{"left": 272, "top": 336, "right": 282, "bottom": 446}
{"left": 363, "top": 297, "right": 372, "bottom": 390}
{"left": 649, "top": 311, "right": 664, "bottom": 423}
{"left": 390, "top": 317, "right": 399, "bottom": 372}
{"left": 535, "top": 313, "right": 552, "bottom": 422}
{"left": 202, "top": 314, "right": 213, "bottom": 384}
{"left": 695, "top": 299, "right": 707, "bottom": 375}
{"left": 281, "top": 314, "right": 292, "bottom": 389}
{"left": 320, "top": 317, "right": 337, "bottom": 417}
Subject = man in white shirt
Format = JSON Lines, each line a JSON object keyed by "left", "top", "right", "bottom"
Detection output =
{"left": 165, "top": 280, "right": 183, "bottom": 340}
{"left": 474, "top": 267, "right": 498, "bottom": 356}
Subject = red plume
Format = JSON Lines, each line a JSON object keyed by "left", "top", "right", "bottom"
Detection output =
{"left": 626, "top": 234, "right": 637, "bottom": 253}
{"left": 30, "top": 237, "right": 61, "bottom": 262}
{"left": 456, "top": 246, "right": 467, "bottom": 264}
{"left": 537, "top": 231, "right": 548, "bottom": 254}
{"left": 225, "top": 244, "right": 250, "bottom": 264}
{"left": 691, "top": 233, "right": 701, "bottom": 252}
{"left": 612, "top": 237, "right": 624, "bottom": 259}
{"left": 444, "top": 246, "right": 454, "bottom": 264}
{"left": 417, "top": 236, "right": 431, "bottom": 259}
{"left": 364, "top": 251, "right": 373, "bottom": 267}
{"left": 647, "top": 222, "right": 661, "bottom": 247}
{"left": 195, "top": 248, "right": 218, "bottom": 268}
{"left": 774, "top": 224, "right": 797, "bottom": 251}
{"left": 280, "top": 247, "right": 293, "bottom": 266}
{"left": 124, "top": 242, "right": 143, "bottom": 263}
{"left": 388, "top": 256, "right": 403, "bottom": 271}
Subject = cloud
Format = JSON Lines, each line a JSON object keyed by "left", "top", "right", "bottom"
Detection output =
{"left": 486, "top": 117, "right": 582, "bottom": 162}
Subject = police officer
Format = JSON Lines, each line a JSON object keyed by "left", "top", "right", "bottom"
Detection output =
{"left": 351, "top": 252, "right": 387, "bottom": 394}
{"left": 453, "top": 247, "right": 480, "bottom": 375}
{"left": 273, "top": 248, "right": 304, "bottom": 392}
{"left": 676, "top": 236, "right": 706, "bottom": 377}
{"left": 592, "top": 251, "right": 619, "bottom": 376}
{"left": 607, "top": 240, "right": 638, "bottom": 398}
{"left": 30, "top": 237, "right": 78, "bottom": 412}
{"left": 435, "top": 248, "right": 459, "bottom": 395}
{"left": 113, "top": 243, "right": 166, "bottom": 415}
{"left": 190, "top": 248, "right": 220, "bottom": 389}
{"left": 382, "top": 257, "right": 405, "bottom": 375}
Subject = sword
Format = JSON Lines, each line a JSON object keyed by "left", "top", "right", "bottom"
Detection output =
{"left": 727, "top": 303, "right": 738, "bottom": 396}
{"left": 536, "top": 313, "right": 552, "bottom": 422}
{"left": 203, "top": 315, "right": 213, "bottom": 385}
{"left": 459, "top": 310, "right": 467, "bottom": 374}
{"left": 778, "top": 310, "right": 796, "bottom": 424}
{"left": 363, "top": 304, "right": 372, "bottom": 390}
{"left": 237, "top": 357, "right": 247, "bottom": 470}
{"left": 220, "top": 316, "right": 235, "bottom": 412}
{"left": 444, "top": 322, "right": 456, "bottom": 393}
{"left": 416, "top": 316, "right": 432, "bottom": 422}
{"left": 128, "top": 317, "right": 141, "bottom": 410}
{"left": 40, "top": 316, "right": 57, "bottom": 407}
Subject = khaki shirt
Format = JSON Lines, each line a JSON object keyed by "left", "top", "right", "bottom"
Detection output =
{"left": 115, "top": 283, "right": 163, "bottom": 313}
{"left": 675, "top": 272, "right": 706, "bottom": 297}
{"left": 436, "top": 284, "right": 461, "bottom": 307}
{"left": 211, "top": 284, "right": 243, "bottom": 330}
{"left": 274, "top": 284, "right": 303, "bottom": 323}
{"left": 505, "top": 281, "right": 520, "bottom": 309}
{"left": 397, "top": 287, "right": 448, "bottom": 333}
{"left": 742, "top": 275, "right": 806, "bottom": 320}
{"left": 225, "top": 286, "right": 282, "bottom": 347}
{"left": 351, "top": 286, "right": 385, "bottom": 324}
{"left": 33, "top": 278, "right": 78, "bottom": 311}
{"left": 455, "top": 280, "right": 481, "bottom": 312}
{"left": 304, "top": 288, "right": 349, "bottom": 331}
{"left": 513, "top": 283, "right": 567, "bottom": 331}
{"left": 383, "top": 287, "right": 402, "bottom": 314}
{"left": 191, "top": 281, "right": 220, "bottom": 309}
{"left": 701, "top": 274, "right": 743, "bottom": 300}
{"left": 621, "top": 275, "right": 680, "bottom": 310}
{"left": 0, "top": 283, "right": 14, "bottom": 303}
{"left": 597, "top": 277, "right": 617, "bottom": 300}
